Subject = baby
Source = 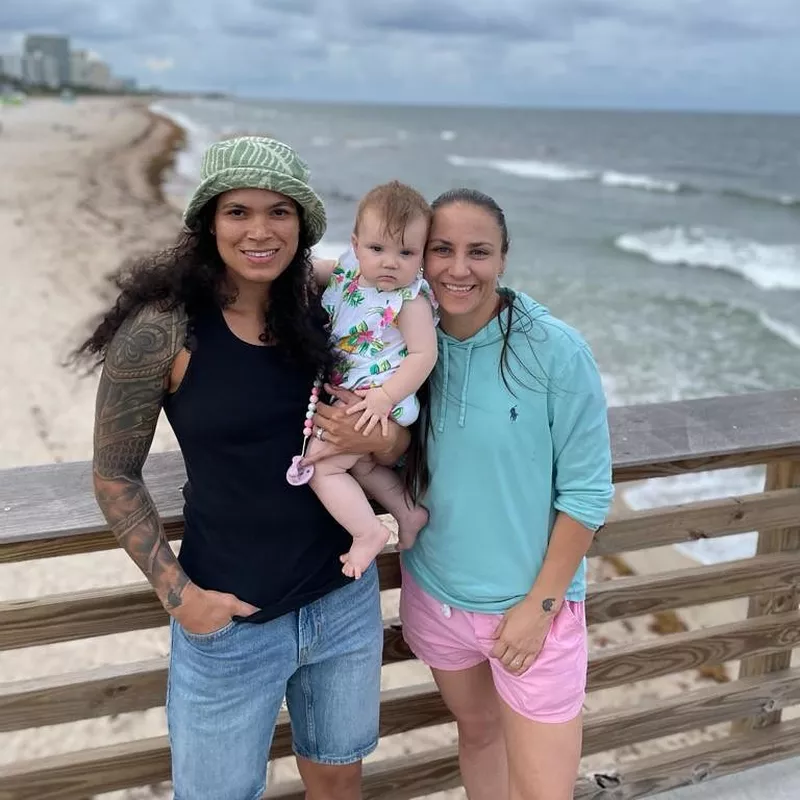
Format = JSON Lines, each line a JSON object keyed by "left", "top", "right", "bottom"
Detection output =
{"left": 308, "top": 181, "right": 438, "bottom": 579}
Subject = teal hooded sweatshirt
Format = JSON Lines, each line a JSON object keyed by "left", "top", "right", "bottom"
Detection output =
{"left": 402, "top": 290, "right": 614, "bottom": 612}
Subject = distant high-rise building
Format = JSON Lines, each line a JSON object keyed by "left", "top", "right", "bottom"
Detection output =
{"left": 22, "top": 51, "right": 60, "bottom": 88}
{"left": 85, "top": 59, "right": 112, "bottom": 90}
{"left": 0, "top": 53, "right": 24, "bottom": 80}
{"left": 24, "top": 34, "right": 70, "bottom": 85}
{"left": 70, "top": 49, "right": 92, "bottom": 87}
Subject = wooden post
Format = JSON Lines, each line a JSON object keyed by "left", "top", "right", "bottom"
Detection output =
{"left": 733, "top": 459, "right": 800, "bottom": 732}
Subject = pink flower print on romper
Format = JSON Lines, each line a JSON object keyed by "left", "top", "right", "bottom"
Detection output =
{"left": 377, "top": 305, "right": 396, "bottom": 330}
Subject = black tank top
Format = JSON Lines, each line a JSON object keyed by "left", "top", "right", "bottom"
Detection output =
{"left": 163, "top": 305, "right": 351, "bottom": 623}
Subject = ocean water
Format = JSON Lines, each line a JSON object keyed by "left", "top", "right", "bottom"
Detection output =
{"left": 152, "top": 98, "right": 800, "bottom": 564}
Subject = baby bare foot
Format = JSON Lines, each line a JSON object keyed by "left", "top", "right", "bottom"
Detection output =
{"left": 341, "top": 524, "right": 391, "bottom": 579}
{"left": 397, "top": 505, "right": 429, "bottom": 551}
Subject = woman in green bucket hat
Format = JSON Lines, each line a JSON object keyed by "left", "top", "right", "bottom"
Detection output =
{"left": 73, "top": 136, "right": 410, "bottom": 799}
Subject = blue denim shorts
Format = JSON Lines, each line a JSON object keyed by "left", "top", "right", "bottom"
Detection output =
{"left": 166, "top": 562, "right": 383, "bottom": 800}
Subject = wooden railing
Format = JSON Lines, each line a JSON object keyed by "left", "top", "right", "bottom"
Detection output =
{"left": 1, "top": 388, "right": 799, "bottom": 799}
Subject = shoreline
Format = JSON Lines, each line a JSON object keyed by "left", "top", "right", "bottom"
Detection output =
{"left": 141, "top": 110, "right": 188, "bottom": 205}
{"left": 0, "top": 96, "right": 742, "bottom": 797}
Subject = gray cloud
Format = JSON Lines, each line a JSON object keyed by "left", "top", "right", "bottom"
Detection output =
{"left": 358, "top": 1, "right": 556, "bottom": 40}
{"left": 253, "top": 0, "right": 316, "bottom": 14}
{"left": 0, "top": 0, "right": 185, "bottom": 40}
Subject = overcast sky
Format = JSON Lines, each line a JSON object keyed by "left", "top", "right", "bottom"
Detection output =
{"left": 1, "top": 0, "right": 797, "bottom": 112}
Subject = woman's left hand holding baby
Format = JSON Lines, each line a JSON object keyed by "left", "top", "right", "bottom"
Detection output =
{"left": 302, "top": 384, "right": 409, "bottom": 466}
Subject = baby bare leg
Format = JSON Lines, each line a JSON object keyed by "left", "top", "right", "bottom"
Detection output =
{"left": 308, "top": 450, "right": 391, "bottom": 579}
{"left": 350, "top": 458, "right": 428, "bottom": 550}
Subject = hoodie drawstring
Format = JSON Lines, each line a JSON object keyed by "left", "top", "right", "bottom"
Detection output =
{"left": 458, "top": 343, "right": 474, "bottom": 428}
{"left": 436, "top": 339, "right": 473, "bottom": 431}
{"left": 436, "top": 340, "right": 450, "bottom": 433}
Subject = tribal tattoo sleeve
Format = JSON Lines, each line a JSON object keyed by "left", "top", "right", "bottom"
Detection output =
{"left": 92, "top": 303, "right": 190, "bottom": 611}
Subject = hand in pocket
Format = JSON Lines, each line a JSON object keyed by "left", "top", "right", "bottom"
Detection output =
{"left": 172, "top": 584, "right": 259, "bottom": 635}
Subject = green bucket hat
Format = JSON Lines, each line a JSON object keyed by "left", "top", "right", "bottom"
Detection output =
{"left": 182, "top": 136, "right": 327, "bottom": 245}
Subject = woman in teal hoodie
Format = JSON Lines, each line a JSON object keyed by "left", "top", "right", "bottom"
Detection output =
{"left": 310, "top": 188, "right": 614, "bottom": 799}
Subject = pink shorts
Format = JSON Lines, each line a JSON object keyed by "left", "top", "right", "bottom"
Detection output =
{"left": 399, "top": 565, "right": 587, "bottom": 723}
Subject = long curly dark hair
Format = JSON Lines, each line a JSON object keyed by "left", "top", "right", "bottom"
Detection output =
{"left": 71, "top": 197, "right": 335, "bottom": 376}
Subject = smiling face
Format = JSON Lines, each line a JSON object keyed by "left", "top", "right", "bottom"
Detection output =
{"left": 212, "top": 188, "right": 301, "bottom": 287}
{"left": 424, "top": 202, "right": 506, "bottom": 340}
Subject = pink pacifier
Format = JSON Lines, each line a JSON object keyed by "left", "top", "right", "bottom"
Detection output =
{"left": 286, "top": 455, "right": 314, "bottom": 486}
{"left": 286, "top": 374, "right": 323, "bottom": 486}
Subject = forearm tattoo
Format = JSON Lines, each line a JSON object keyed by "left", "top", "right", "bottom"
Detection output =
{"left": 542, "top": 597, "right": 556, "bottom": 613}
{"left": 92, "top": 304, "right": 189, "bottom": 610}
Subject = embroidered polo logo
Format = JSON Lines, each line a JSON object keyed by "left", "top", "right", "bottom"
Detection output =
{"left": 510, "top": 406, "right": 518, "bottom": 422}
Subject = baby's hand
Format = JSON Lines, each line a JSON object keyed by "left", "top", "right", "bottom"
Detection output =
{"left": 345, "top": 387, "right": 394, "bottom": 437}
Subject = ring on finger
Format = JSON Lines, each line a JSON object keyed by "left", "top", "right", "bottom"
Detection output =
{"left": 315, "top": 427, "right": 325, "bottom": 441}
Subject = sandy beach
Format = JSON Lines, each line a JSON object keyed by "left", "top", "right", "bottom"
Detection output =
{"left": 0, "top": 97, "right": 760, "bottom": 798}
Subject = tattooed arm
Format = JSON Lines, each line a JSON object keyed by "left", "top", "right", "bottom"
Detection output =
{"left": 93, "top": 304, "right": 260, "bottom": 632}
{"left": 92, "top": 303, "right": 192, "bottom": 611}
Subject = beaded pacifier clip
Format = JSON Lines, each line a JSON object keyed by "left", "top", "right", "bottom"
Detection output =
{"left": 286, "top": 374, "right": 323, "bottom": 486}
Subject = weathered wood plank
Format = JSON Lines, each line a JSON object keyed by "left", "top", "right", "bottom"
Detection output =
{"left": 734, "top": 459, "right": 800, "bottom": 732}
{"left": 5, "top": 543, "right": 798, "bottom": 652}
{"left": 0, "top": 610, "right": 410, "bottom": 664}
{"left": 587, "top": 550, "right": 800, "bottom": 624}
{"left": 0, "top": 659, "right": 168, "bottom": 734}
{"left": 574, "top": 718, "right": 800, "bottom": 799}
{"left": 606, "top": 389, "right": 800, "bottom": 481}
{"left": 588, "top": 487, "right": 800, "bottom": 556}
{"left": 3, "top": 390, "right": 799, "bottom": 553}
{"left": 3, "top": 484, "right": 799, "bottom": 565}
{"left": 646, "top": 757, "right": 800, "bottom": 800}
{"left": 587, "top": 610, "right": 800, "bottom": 690}
{"left": 0, "top": 735, "right": 173, "bottom": 800}
{"left": 0, "top": 521, "right": 184, "bottom": 564}
{"left": 0, "top": 452, "right": 187, "bottom": 545}
{"left": 0, "top": 583, "right": 161, "bottom": 651}
{"left": 6, "top": 603, "right": 788, "bottom": 699}
{"left": 582, "top": 667, "right": 800, "bottom": 754}
{"left": 0, "top": 550, "right": 402, "bottom": 651}
{"left": 0, "top": 663, "right": 448, "bottom": 737}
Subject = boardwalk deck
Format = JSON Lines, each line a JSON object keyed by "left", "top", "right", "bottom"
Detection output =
{"left": 656, "top": 756, "right": 800, "bottom": 799}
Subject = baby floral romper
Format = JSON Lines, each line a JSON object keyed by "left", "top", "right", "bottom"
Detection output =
{"left": 321, "top": 247, "right": 437, "bottom": 426}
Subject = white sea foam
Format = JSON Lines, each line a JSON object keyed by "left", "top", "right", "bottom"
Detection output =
{"left": 149, "top": 102, "right": 215, "bottom": 186}
{"left": 758, "top": 312, "right": 800, "bottom": 350}
{"left": 345, "top": 137, "right": 393, "bottom": 149}
{"left": 448, "top": 154, "right": 593, "bottom": 182}
{"left": 615, "top": 226, "right": 800, "bottom": 291}
{"left": 447, "top": 154, "right": 683, "bottom": 193}
{"left": 599, "top": 170, "right": 682, "bottom": 193}
{"left": 600, "top": 372, "right": 625, "bottom": 407}
{"left": 722, "top": 187, "right": 800, "bottom": 208}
